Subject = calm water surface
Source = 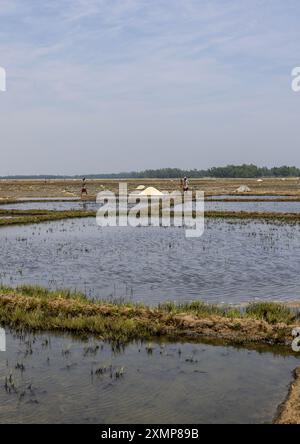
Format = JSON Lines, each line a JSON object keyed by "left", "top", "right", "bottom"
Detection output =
{"left": 0, "top": 329, "right": 298, "bottom": 424}
{"left": 0, "top": 218, "right": 299, "bottom": 304}
{"left": 1, "top": 197, "right": 300, "bottom": 213}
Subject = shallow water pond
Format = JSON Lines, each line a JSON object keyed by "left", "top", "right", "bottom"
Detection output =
{"left": 205, "top": 200, "right": 300, "bottom": 213}
{"left": 1, "top": 197, "right": 300, "bottom": 213}
{"left": 0, "top": 329, "right": 298, "bottom": 424}
{"left": 0, "top": 218, "right": 299, "bottom": 304}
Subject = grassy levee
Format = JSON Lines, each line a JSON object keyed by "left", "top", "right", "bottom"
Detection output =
{"left": 204, "top": 211, "right": 300, "bottom": 222}
{"left": 0, "top": 210, "right": 96, "bottom": 227}
{"left": 0, "top": 286, "right": 299, "bottom": 346}
{"left": 0, "top": 208, "right": 300, "bottom": 228}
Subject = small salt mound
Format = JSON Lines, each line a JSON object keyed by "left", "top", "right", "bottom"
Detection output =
{"left": 136, "top": 185, "right": 145, "bottom": 190}
{"left": 236, "top": 185, "right": 251, "bottom": 193}
{"left": 139, "top": 187, "right": 164, "bottom": 196}
{"left": 63, "top": 190, "right": 76, "bottom": 196}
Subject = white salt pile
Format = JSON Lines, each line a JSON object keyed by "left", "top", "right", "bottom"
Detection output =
{"left": 236, "top": 185, "right": 251, "bottom": 193}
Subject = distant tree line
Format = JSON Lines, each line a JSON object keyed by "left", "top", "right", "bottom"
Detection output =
{"left": 112, "top": 165, "right": 300, "bottom": 178}
{"left": 205, "top": 164, "right": 300, "bottom": 178}
{"left": 1, "top": 164, "right": 300, "bottom": 179}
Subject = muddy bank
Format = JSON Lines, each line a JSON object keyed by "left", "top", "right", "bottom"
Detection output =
{"left": 275, "top": 367, "right": 300, "bottom": 424}
{"left": 0, "top": 287, "right": 299, "bottom": 347}
{"left": 0, "top": 178, "right": 300, "bottom": 200}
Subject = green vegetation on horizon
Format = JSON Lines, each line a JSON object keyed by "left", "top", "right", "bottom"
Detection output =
{"left": 1, "top": 164, "right": 300, "bottom": 179}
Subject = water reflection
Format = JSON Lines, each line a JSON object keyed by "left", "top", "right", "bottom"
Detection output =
{"left": 0, "top": 218, "right": 299, "bottom": 304}
{"left": 0, "top": 329, "right": 298, "bottom": 424}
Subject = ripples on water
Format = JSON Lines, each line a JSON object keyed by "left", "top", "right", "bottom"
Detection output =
{"left": 1, "top": 197, "right": 300, "bottom": 213}
{"left": 0, "top": 218, "right": 299, "bottom": 304}
{"left": 205, "top": 201, "right": 300, "bottom": 213}
{"left": 0, "top": 330, "right": 298, "bottom": 424}
{"left": 0, "top": 205, "right": 299, "bottom": 424}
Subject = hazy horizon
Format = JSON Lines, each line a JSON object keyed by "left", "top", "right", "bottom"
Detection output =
{"left": 1, "top": 163, "right": 300, "bottom": 179}
{"left": 1, "top": 0, "right": 300, "bottom": 175}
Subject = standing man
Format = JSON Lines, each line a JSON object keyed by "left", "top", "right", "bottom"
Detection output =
{"left": 81, "top": 177, "right": 88, "bottom": 198}
{"left": 183, "top": 176, "right": 189, "bottom": 192}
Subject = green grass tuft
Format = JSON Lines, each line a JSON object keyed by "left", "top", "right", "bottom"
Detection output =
{"left": 246, "top": 302, "right": 296, "bottom": 325}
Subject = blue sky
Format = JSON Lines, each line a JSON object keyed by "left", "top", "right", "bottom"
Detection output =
{"left": 0, "top": 0, "right": 300, "bottom": 174}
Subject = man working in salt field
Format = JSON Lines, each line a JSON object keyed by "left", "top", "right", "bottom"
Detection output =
{"left": 183, "top": 176, "right": 189, "bottom": 192}
{"left": 81, "top": 177, "right": 88, "bottom": 198}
